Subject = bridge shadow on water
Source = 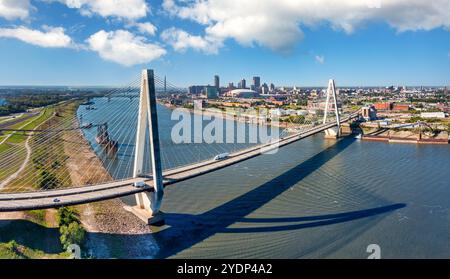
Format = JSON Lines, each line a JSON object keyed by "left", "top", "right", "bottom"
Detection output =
{"left": 152, "top": 136, "right": 405, "bottom": 258}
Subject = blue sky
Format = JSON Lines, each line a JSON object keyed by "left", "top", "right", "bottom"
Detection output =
{"left": 0, "top": 0, "right": 449, "bottom": 87}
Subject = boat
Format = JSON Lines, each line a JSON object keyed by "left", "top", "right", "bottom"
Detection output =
{"left": 95, "top": 123, "right": 119, "bottom": 154}
{"left": 85, "top": 105, "right": 97, "bottom": 110}
{"left": 81, "top": 123, "right": 93, "bottom": 129}
{"left": 95, "top": 123, "right": 110, "bottom": 144}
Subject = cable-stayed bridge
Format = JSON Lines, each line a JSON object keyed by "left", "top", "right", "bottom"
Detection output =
{"left": 0, "top": 69, "right": 359, "bottom": 224}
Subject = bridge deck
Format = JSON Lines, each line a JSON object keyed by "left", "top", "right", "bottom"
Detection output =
{"left": 0, "top": 113, "right": 358, "bottom": 211}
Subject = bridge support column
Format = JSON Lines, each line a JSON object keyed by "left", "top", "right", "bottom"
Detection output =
{"left": 323, "top": 79, "right": 341, "bottom": 139}
{"left": 130, "top": 69, "right": 165, "bottom": 225}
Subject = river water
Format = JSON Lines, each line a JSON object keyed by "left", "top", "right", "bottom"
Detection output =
{"left": 76, "top": 98, "right": 450, "bottom": 258}
{"left": 77, "top": 97, "right": 282, "bottom": 179}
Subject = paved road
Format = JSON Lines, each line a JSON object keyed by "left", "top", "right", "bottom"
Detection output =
{"left": 0, "top": 112, "right": 39, "bottom": 129}
{"left": 0, "top": 113, "right": 359, "bottom": 212}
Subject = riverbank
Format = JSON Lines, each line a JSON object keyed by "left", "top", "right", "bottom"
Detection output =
{"left": 162, "top": 103, "right": 308, "bottom": 129}
{"left": 0, "top": 101, "right": 153, "bottom": 258}
{"left": 362, "top": 129, "right": 449, "bottom": 145}
{"left": 70, "top": 105, "right": 154, "bottom": 257}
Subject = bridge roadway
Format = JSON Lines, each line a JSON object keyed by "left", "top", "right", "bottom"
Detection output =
{"left": 0, "top": 112, "right": 359, "bottom": 212}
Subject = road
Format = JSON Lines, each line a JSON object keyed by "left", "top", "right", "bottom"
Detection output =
{"left": 0, "top": 112, "right": 39, "bottom": 129}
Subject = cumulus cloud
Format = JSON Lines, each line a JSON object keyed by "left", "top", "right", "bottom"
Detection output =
{"left": 132, "top": 22, "right": 157, "bottom": 36}
{"left": 315, "top": 55, "right": 325, "bottom": 64}
{"left": 52, "top": 0, "right": 148, "bottom": 20}
{"left": 162, "top": 0, "right": 450, "bottom": 53}
{"left": 0, "top": 25, "right": 73, "bottom": 48}
{"left": 0, "top": 0, "right": 31, "bottom": 20}
{"left": 86, "top": 30, "right": 166, "bottom": 66}
{"left": 161, "top": 27, "right": 222, "bottom": 54}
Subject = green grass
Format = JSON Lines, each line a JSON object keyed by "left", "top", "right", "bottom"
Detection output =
{"left": 6, "top": 108, "right": 55, "bottom": 144}
{"left": 4, "top": 101, "right": 79, "bottom": 192}
{"left": 24, "top": 210, "right": 48, "bottom": 227}
{"left": 0, "top": 241, "right": 70, "bottom": 259}
{"left": 0, "top": 107, "right": 56, "bottom": 190}
{"left": 0, "top": 142, "right": 12, "bottom": 153}
{"left": 0, "top": 146, "right": 26, "bottom": 183}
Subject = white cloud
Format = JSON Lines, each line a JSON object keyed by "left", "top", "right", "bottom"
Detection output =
{"left": 315, "top": 55, "right": 325, "bottom": 64}
{"left": 0, "top": 25, "right": 73, "bottom": 48}
{"left": 86, "top": 29, "right": 166, "bottom": 66}
{"left": 53, "top": 0, "right": 148, "bottom": 20}
{"left": 0, "top": 0, "right": 31, "bottom": 20}
{"left": 161, "top": 27, "right": 222, "bottom": 54}
{"left": 163, "top": 0, "right": 450, "bottom": 53}
{"left": 132, "top": 22, "right": 157, "bottom": 36}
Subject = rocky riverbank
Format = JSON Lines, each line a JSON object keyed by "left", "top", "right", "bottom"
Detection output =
{"left": 64, "top": 108, "right": 156, "bottom": 257}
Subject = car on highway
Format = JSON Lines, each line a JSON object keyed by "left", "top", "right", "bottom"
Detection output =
{"left": 214, "top": 153, "right": 229, "bottom": 161}
{"left": 133, "top": 181, "right": 147, "bottom": 188}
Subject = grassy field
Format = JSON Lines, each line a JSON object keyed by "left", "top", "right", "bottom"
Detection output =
{"left": 0, "top": 107, "right": 57, "bottom": 185}
{"left": 7, "top": 108, "right": 55, "bottom": 144}
{"left": 0, "top": 101, "right": 90, "bottom": 259}
{"left": 4, "top": 101, "right": 80, "bottom": 192}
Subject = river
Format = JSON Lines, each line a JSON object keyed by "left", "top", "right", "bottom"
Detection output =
{"left": 75, "top": 98, "right": 450, "bottom": 258}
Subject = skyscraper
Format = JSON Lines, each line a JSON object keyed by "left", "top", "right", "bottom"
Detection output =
{"left": 238, "top": 78, "right": 246, "bottom": 89}
{"left": 205, "top": 85, "right": 218, "bottom": 99}
{"left": 261, "top": 83, "right": 269, "bottom": 94}
{"left": 214, "top": 75, "right": 220, "bottom": 89}
{"left": 253, "top": 76, "right": 260, "bottom": 89}
{"left": 269, "top": 83, "right": 275, "bottom": 92}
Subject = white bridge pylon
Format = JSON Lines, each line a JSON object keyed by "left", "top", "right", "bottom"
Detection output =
{"left": 130, "top": 69, "right": 165, "bottom": 224}
{"left": 322, "top": 79, "right": 341, "bottom": 138}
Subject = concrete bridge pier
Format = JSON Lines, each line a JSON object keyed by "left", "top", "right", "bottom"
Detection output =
{"left": 324, "top": 124, "right": 354, "bottom": 138}
{"left": 324, "top": 127, "right": 340, "bottom": 139}
{"left": 129, "top": 69, "right": 165, "bottom": 225}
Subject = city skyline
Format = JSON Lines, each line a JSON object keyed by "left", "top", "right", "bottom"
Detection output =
{"left": 0, "top": 1, "right": 449, "bottom": 87}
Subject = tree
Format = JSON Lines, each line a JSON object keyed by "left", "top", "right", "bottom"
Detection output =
{"left": 57, "top": 207, "right": 78, "bottom": 226}
{"left": 37, "top": 170, "right": 59, "bottom": 189}
{"left": 288, "top": 115, "right": 306, "bottom": 124}
{"left": 57, "top": 208, "right": 86, "bottom": 250}
{"left": 59, "top": 222, "right": 86, "bottom": 250}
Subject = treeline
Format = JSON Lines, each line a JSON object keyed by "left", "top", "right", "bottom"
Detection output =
{"left": 0, "top": 104, "right": 27, "bottom": 116}
{"left": 7, "top": 95, "right": 66, "bottom": 108}
{"left": 0, "top": 95, "right": 64, "bottom": 116}
{"left": 0, "top": 89, "right": 109, "bottom": 116}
